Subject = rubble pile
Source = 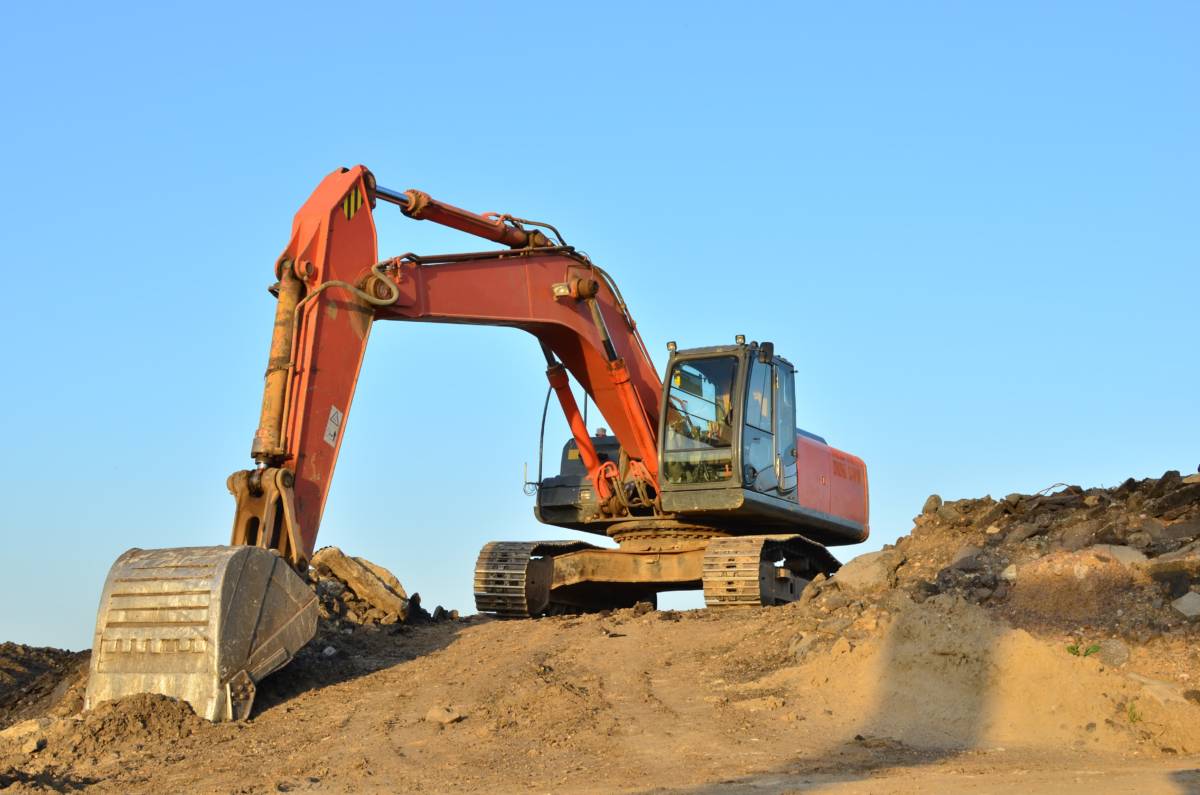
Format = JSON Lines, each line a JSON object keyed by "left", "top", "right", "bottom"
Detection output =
{"left": 790, "top": 470, "right": 1200, "bottom": 662}
{"left": 308, "top": 546, "right": 457, "bottom": 640}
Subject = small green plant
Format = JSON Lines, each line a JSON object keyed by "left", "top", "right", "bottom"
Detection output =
{"left": 1127, "top": 701, "right": 1143, "bottom": 724}
{"left": 1066, "top": 642, "right": 1101, "bottom": 657}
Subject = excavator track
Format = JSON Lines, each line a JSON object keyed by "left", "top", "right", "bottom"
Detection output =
{"left": 473, "top": 540, "right": 597, "bottom": 618}
{"left": 702, "top": 535, "right": 839, "bottom": 608}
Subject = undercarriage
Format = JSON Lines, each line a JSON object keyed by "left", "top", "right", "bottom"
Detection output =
{"left": 473, "top": 522, "right": 841, "bottom": 616}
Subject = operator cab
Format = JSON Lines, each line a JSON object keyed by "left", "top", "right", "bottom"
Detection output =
{"left": 656, "top": 339, "right": 866, "bottom": 545}
{"left": 535, "top": 338, "right": 867, "bottom": 546}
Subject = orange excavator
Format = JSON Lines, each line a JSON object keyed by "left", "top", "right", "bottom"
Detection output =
{"left": 84, "top": 166, "right": 869, "bottom": 721}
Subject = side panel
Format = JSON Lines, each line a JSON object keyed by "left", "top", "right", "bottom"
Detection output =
{"left": 830, "top": 448, "right": 869, "bottom": 531}
{"left": 795, "top": 434, "right": 831, "bottom": 515}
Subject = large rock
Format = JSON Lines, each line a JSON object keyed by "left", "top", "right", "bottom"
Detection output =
{"left": 834, "top": 549, "right": 904, "bottom": 592}
{"left": 311, "top": 547, "right": 409, "bottom": 620}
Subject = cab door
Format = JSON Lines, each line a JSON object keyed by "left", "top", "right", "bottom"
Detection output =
{"left": 774, "top": 364, "right": 798, "bottom": 494}
{"left": 742, "top": 357, "right": 778, "bottom": 494}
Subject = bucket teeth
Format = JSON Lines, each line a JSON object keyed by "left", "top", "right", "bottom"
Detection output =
{"left": 85, "top": 546, "right": 317, "bottom": 722}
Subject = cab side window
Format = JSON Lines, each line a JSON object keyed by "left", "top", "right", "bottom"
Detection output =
{"left": 746, "top": 359, "right": 772, "bottom": 431}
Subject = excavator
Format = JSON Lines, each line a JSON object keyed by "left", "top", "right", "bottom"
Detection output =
{"left": 84, "top": 166, "right": 869, "bottom": 721}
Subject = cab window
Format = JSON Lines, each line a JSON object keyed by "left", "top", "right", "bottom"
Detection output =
{"left": 663, "top": 357, "right": 737, "bottom": 484}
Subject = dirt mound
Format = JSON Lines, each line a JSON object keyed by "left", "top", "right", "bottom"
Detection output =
{"left": 0, "top": 645, "right": 88, "bottom": 731}
{"left": 46, "top": 694, "right": 201, "bottom": 760}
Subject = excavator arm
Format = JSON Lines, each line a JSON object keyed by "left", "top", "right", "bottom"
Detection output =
{"left": 87, "top": 165, "right": 666, "bottom": 722}
{"left": 230, "top": 165, "right": 664, "bottom": 567}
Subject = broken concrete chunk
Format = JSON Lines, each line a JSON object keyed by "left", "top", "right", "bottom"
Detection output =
{"left": 922, "top": 494, "right": 943, "bottom": 515}
{"left": 1170, "top": 591, "right": 1200, "bottom": 619}
{"left": 312, "top": 546, "right": 409, "bottom": 620}
{"left": 833, "top": 550, "right": 904, "bottom": 592}
{"left": 354, "top": 556, "right": 408, "bottom": 600}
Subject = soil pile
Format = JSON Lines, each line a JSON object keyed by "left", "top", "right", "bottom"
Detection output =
{"left": 0, "top": 645, "right": 88, "bottom": 731}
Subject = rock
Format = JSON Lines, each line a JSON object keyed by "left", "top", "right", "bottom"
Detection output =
{"left": 1083, "top": 494, "right": 1102, "bottom": 508}
{"left": 1144, "top": 550, "right": 1200, "bottom": 598}
{"left": 935, "top": 504, "right": 962, "bottom": 524}
{"left": 1150, "top": 483, "right": 1200, "bottom": 515}
{"left": 0, "top": 718, "right": 52, "bottom": 741}
{"left": 1060, "top": 521, "right": 1099, "bottom": 551}
{"left": 353, "top": 557, "right": 408, "bottom": 600}
{"left": 1126, "top": 531, "right": 1152, "bottom": 550}
{"left": 1097, "top": 638, "right": 1130, "bottom": 668}
{"left": 20, "top": 736, "right": 45, "bottom": 755}
{"left": 425, "top": 706, "right": 465, "bottom": 725}
{"left": 1139, "top": 517, "right": 1167, "bottom": 541}
{"left": 322, "top": 646, "right": 337, "bottom": 657}
{"left": 1170, "top": 591, "right": 1200, "bottom": 619}
{"left": 1007, "top": 523, "right": 1046, "bottom": 544}
{"left": 1165, "top": 519, "right": 1200, "bottom": 542}
{"left": 833, "top": 550, "right": 904, "bottom": 592}
{"left": 789, "top": 633, "right": 817, "bottom": 661}
{"left": 1004, "top": 493, "right": 1023, "bottom": 508}
{"left": 999, "top": 564, "right": 1018, "bottom": 582}
{"left": 1090, "top": 545, "right": 1148, "bottom": 567}
{"left": 312, "top": 546, "right": 409, "bottom": 621}
{"left": 922, "top": 494, "right": 943, "bottom": 515}
{"left": 632, "top": 601, "right": 654, "bottom": 616}
{"left": 949, "top": 545, "right": 985, "bottom": 572}
{"left": 830, "top": 637, "right": 853, "bottom": 655}
{"left": 1149, "top": 471, "right": 1182, "bottom": 499}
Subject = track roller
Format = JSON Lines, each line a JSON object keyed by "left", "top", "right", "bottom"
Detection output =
{"left": 473, "top": 540, "right": 597, "bottom": 618}
{"left": 702, "top": 535, "right": 839, "bottom": 608}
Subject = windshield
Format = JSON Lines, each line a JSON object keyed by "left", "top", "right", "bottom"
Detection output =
{"left": 662, "top": 356, "right": 738, "bottom": 484}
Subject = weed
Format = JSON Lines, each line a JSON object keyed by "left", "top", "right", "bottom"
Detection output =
{"left": 1066, "top": 643, "right": 1101, "bottom": 657}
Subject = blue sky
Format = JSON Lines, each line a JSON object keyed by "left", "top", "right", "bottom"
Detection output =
{"left": 1, "top": 3, "right": 1196, "bottom": 649}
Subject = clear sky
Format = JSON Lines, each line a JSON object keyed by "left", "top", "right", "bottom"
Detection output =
{"left": 1, "top": 3, "right": 1196, "bottom": 650}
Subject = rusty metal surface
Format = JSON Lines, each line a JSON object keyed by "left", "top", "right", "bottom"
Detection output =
{"left": 85, "top": 546, "right": 317, "bottom": 721}
{"left": 227, "top": 467, "right": 305, "bottom": 568}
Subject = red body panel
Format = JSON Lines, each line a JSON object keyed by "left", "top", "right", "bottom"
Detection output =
{"left": 795, "top": 434, "right": 869, "bottom": 541}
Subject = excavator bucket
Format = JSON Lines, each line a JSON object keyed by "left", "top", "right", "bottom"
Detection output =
{"left": 84, "top": 545, "right": 317, "bottom": 721}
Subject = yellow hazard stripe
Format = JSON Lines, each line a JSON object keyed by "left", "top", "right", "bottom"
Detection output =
{"left": 342, "top": 186, "right": 363, "bottom": 220}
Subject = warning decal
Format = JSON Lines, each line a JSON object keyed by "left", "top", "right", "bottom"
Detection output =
{"left": 323, "top": 405, "right": 344, "bottom": 447}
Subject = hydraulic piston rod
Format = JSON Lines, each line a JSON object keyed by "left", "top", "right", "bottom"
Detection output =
{"left": 373, "top": 183, "right": 551, "bottom": 249}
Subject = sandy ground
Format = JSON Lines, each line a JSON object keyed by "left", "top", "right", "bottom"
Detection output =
{"left": 3, "top": 604, "right": 1199, "bottom": 794}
